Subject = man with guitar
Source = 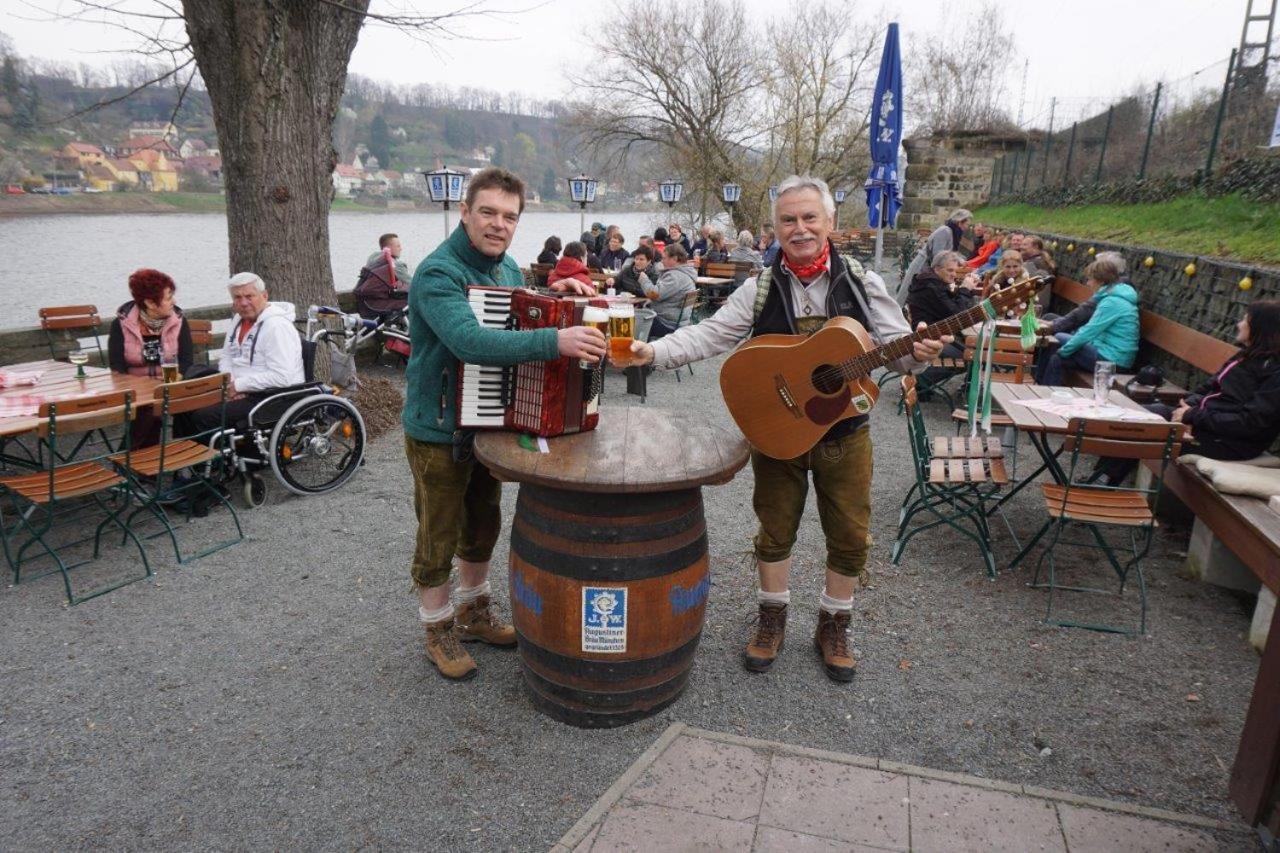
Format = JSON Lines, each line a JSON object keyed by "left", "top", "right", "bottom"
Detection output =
{"left": 626, "top": 175, "right": 948, "bottom": 682}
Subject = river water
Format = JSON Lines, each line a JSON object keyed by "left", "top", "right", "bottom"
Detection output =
{"left": 0, "top": 209, "right": 713, "bottom": 329}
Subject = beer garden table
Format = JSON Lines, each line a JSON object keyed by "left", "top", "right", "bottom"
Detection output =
{"left": 695, "top": 275, "right": 734, "bottom": 288}
{"left": 473, "top": 407, "right": 749, "bottom": 728}
{"left": 0, "top": 359, "right": 163, "bottom": 440}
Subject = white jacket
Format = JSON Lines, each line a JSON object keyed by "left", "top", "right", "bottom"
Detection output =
{"left": 219, "top": 301, "right": 305, "bottom": 393}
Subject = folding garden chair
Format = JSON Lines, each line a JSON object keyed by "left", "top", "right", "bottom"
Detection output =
{"left": 188, "top": 318, "right": 215, "bottom": 365}
{"left": 1008, "top": 418, "right": 1183, "bottom": 635}
{"left": 893, "top": 375, "right": 1009, "bottom": 579}
{"left": 0, "top": 390, "right": 150, "bottom": 605}
{"left": 671, "top": 290, "right": 702, "bottom": 381}
{"left": 39, "top": 305, "right": 105, "bottom": 364}
{"left": 111, "top": 374, "right": 243, "bottom": 564}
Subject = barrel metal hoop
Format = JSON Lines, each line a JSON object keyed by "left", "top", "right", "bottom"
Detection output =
{"left": 516, "top": 501, "right": 704, "bottom": 544}
{"left": 522, "top": 662, "right": 693, "bottom": 712}
{"left": 511, "top": 526, "right": 708, "bottom": 582}
{"left": 515, "top": 630, "right": 701, "bottom": 684}
{"left": 521, "top": 483, "right": 699, "bottom": 516}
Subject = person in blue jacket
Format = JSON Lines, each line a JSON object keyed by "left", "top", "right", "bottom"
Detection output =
{"left": 1035, "top": 256, "right": 1139, "bottom": 385}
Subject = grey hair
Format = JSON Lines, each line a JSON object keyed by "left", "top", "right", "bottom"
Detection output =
{"left": 737, "top": 229, "right": 754, "bottom": 247}
{"left": 771, "top": 175, "right": 836, "bottom": 221}
{"left": 1095, "top": 250, "right": 1127, "bottom": 276}
{"left": 931, "top": 250, "right": 966, "bottom": 271}
{"left": 947, "top": 208, "right": 973, "bottom": 223}
{"left": 228, "top": 271, "right": 266, "bottom": 293}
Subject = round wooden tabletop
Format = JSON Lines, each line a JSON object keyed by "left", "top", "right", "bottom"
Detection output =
{"left": 474, "top": 407, "right": 749, "bottom": 494}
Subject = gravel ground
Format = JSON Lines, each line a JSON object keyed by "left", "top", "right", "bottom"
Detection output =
{"left": 0, "top": 340, "right": 1263, "bottom": 849}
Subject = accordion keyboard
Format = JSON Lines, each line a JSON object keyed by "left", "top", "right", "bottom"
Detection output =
{"left": 459, "top": 287, "right": 512, "bottom": 429}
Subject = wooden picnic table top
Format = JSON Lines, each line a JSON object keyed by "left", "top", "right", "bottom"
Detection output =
{"left": 474, "top": 407, "right": 749, "bottom": 494}
{"left": 989, "top": 383, "right": 1153, "bottom": 436}
{"left": 0, "top": 359, "right": 164, "bottom": 438}
{"left": 695, "top": 276, "right": 734, "bottom": 287}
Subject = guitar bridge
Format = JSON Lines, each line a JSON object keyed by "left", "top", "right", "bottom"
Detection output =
{"left": 774, "top": 375, "right": 803, "bottom": 419}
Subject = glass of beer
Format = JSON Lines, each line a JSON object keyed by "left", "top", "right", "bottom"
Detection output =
{"left": 608, "top": 304, "right": 635, "bottom": 367}
{"left": 580, "top": 306, "right": 609, "bottom": 369}
{"left": 160, "top": 355, "right": 180, "bottom": 383}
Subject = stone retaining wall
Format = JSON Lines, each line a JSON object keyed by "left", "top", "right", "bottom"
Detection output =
{"left": 1035, "top": 233, "right": 1279, "bottom": 389}
{"left": 901, "top": 131, "right": 1031, "bottom": 231}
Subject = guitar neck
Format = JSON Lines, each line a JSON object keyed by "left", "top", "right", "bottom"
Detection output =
{"left": 846, "top": 300, "right": 993, "bottom": 376}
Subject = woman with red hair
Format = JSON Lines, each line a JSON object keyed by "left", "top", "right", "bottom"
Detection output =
{"left": 108, "top": 268, "right": 193, "bottom": 379}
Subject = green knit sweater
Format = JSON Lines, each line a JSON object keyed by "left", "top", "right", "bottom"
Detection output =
{"left": 401, "top": 224, "right": 560, "bottom": 444}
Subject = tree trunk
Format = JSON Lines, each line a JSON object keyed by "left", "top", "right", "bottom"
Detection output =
{"left": 183, "top": 1, "right": 368, "bottom": 308}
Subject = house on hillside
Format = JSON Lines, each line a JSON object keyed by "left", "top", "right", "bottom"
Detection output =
{"left": 84, "top": 163, "right": 117, "bottom": 191}
{"left": 128, "top": 149, "right": 179, "bottom": 192}
{"left": 105, "top": 158, "right": 139, "bottom": 187}
{"left": 184, "top": 154, "right": 223, "bottom": 184}
{"left": 118, "top": 135, "right": 180, "bottom": 159}
{"left": 333, "top": 164, "right": 364, "bottom": 198}
{"left": 58, "top": 142, "right": 107, "bottom": 171}
{"left": 179, "top": 138, "right": 208, "bottom": 159}
{"left": 128, "top": 121, "right": 178, "bottom": 141}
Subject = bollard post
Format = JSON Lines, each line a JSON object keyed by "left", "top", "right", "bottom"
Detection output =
{"left": 1138, "top": 82, "right": 1162, "bottom": 181}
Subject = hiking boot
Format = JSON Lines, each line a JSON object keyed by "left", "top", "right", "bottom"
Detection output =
{"left": 744, "top": 602, "right": 787, "bottom": 672}
{"left": 814, "top": 610, "right": 856, "bottom": 682}
{"left": 455, "top": 595, "right": 517, "bottom": 648}
{"left": 424, "top": 618, "right": 477, "bottom": 681}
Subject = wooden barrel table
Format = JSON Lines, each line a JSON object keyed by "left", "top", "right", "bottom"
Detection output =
{"left": 474, "top": 407, "right": 748, "bottom": 728}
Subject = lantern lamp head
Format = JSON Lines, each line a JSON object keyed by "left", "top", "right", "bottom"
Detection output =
{"left": 659, "top": 179, "right": 684, "bottom": 205}
{"left": 722, "top": 183, "right": 741, "bottom": 205}
{"left": 568, "top": 174, "right": 598, "bottom": 205}
{"left": 426, "top": 166, "right": 465, "bottom": 204}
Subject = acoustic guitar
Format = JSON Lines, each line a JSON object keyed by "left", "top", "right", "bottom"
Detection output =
{"left": 718, "top": 276, "right": 1047, "bottom": 459}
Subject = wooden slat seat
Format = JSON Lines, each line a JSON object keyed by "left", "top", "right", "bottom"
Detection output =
{"left": 0, "top": 462, "right": 123, "bottom": 504}
{"left": 1040, "top": 483, "right": 1154, "bottom": 526}
{"left": 932, "top": 435, "right": 1004, "bottom": 458}
{"left": 110, "top": 440, "right": 217, "bottom": 477}
{"left": 928, "top": 456, "right": 1009, "bottom": 485}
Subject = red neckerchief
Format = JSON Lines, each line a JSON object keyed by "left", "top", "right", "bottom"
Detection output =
{"left": 782, "top": 241, "right": 831, "bottom": 282}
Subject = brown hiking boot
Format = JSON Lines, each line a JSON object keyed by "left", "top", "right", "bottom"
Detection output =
{"left": 455, "top": 594, "right": 517, "bottom": 648}
{"left": 814, "top": 610, "right": 856, "bottom": 682}
{"left": 744, "top": 602, "right": 787, "bottom": 672}
{"left": 424, "top": 618, "right": 477, "bottom": 681}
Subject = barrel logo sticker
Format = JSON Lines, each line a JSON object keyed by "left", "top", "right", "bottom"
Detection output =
{"left": 582, "top": 587, "right": 627, "bottom": 654}
{"left": 512, "top": 572, "right": 542, "bottom": 616}
{"left": 669, "top": 575, "right": 711, "bottom": 615}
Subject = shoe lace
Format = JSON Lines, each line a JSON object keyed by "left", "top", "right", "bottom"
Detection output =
{"left": 464, "top": 595, "right": 495, "bottom": 627}
{"left": 755, "top": 606, "right": 785, "bottom": 645}
{"left": 431, "top": 623, "right": 466, "bottom": 659}
{"left": 827, "top": 614, "right": 851, "bottom": 656}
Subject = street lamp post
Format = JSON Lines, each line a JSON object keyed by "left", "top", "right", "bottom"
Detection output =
{"left": 425, "top": 166, "right": 465, "bottom": 238}
{"left": 722, "top": 182, "right": 741, "bottom": 225}
{"left": 833, "top": 188, "right": 847, "bottom": 230}
{"left": 568, "top": 174, "right": 598, "bottom": 237}
{"left": 659, "top": 178, "right": 684, "bottom": 230}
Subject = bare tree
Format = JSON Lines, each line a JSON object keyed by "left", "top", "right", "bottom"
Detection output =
{"left": 906, "top": 2, "right": 1019, "bottom": 134}
{"left": 29, "top": 1, "right": 502, "bottom": 308}
{"left": 762, "top": 1, "right": 879, "bottom": 194}
{"left": 568, "top": 0, "right": 766, "bottom": 226}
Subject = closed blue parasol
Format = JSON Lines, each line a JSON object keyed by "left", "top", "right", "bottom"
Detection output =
{"left": 866, "top": 23, "right": 902, "bottom": 269}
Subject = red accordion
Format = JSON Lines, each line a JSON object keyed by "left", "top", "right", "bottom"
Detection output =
{"left": 457, "top": 286, "right": 604, "bottom": 437}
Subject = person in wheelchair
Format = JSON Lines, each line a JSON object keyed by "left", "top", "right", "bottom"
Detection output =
{"left": 189, "top": 272, "right": 305, "bottom": 435}
{"left": 354, "top": 232, "right": 411, "bottom": 321}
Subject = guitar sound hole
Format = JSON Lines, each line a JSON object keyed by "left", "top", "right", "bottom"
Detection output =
{"left": 810, "top": 364, "right": 845, "bottom": 395}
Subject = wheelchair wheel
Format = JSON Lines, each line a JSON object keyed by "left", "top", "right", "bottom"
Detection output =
{"left": 268, "top": 394, "right": 366, "bottom": 496}
{"left": 242, "top": 473, "right": 267, "bottom": 508}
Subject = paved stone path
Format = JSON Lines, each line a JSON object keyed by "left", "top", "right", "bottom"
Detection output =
{"left": 554, "top": 724, "right": 1255, "bottom": 852}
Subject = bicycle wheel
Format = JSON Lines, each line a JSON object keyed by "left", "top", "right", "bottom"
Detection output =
{"left": 268, "top": 394, "right": 366, "bottom": 496}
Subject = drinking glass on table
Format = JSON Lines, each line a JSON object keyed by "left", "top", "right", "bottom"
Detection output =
{"left": 68, "top": 349, "right": 89, "bottom": 379}
{"left": 1093, "top": 360, "right": 1116, "bottom": 405}
{"left": 160, "top": 355, "right": 180, "bottom": 383}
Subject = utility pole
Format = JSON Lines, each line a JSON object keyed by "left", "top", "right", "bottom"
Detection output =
{"left": 1017, "top": 59, "right": 1030, "bottom": 127}
{"left": 1041, "top": 97, "right": 1056, "bottom": 187}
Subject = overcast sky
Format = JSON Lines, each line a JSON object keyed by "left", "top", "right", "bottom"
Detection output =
{"left": 0, "top": 0, "right": 1252, "bottom": 128}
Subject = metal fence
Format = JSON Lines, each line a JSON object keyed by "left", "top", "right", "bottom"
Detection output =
{"left": 989, "top": 40, "right": 1280, "bottom": 202}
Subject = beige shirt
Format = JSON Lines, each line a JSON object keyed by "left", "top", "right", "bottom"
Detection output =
{"left": 650, "top": 267, "right": 926, "bottom": 376}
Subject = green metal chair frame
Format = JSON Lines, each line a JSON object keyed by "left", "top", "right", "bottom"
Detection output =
{"left": 893, "top": 375, "right": 1006, "bottom": 579}
{"left": 113, "top": 374, "right": 244, "bottom": 564}
{"left": 0, "top": 390, "right": 151, "bottom": 605}
{"left": 1008, "top": 417, "right": 1183, "bottom": 635}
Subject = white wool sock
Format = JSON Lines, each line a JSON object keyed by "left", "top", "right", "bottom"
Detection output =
{"left": 456, "top": 581, "right": 492, "bottom": 603}
{"left": 757, "top": 588, "right": 791, "bottom": 606}
{"left": 419, "top": 602, "right": 455, "bottom": 624}
{"left": 819, "top": 591, "right": 854, "bottom": 615}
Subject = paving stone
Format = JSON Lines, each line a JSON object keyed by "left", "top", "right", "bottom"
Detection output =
{"left": 753, "top": 826, "right": 891, "bottom": 852}
{"left": 571, "top": 823, "right": 601, "bottom": 853}
{"left": 757, "top": 754, "right": 909, "bottom": 850}
{"left": 588, "top": 800, "right": 755, "bottom": 852}
{"left": 909, "top": 778, "right": 1065, "bottom": 852}
{"left": 1056, "top": 803, "right": 1241, "bottom": 853}
{"left": 626, "top": 734, "right": 771, "bottom": 822}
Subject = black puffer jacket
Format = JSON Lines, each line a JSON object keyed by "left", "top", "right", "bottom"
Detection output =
{"left": 906, "top": 269, "right": 976, "bottom": 327}
{"left": 1181, "top": 354, "right": 1280, "bottom": 460}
